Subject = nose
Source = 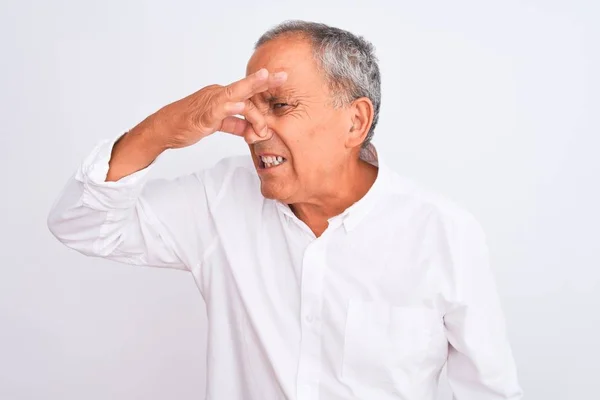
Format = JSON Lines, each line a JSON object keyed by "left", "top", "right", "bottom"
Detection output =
{"left": 244, "top": 124, "right": 276, "bottom": 145}
{"left": 245, "top": 108, "right": 277, "bottom": 144}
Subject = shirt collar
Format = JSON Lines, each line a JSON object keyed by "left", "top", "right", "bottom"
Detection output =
{"left": 339, "top": 143, "right": 388, "bottom": 232}
{"left": 274, "top": 143, "right": 389, "bottom": 233}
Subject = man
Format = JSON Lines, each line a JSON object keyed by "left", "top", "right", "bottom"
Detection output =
{"left": 48, "top": 20, "right": 522, "bottom": 400}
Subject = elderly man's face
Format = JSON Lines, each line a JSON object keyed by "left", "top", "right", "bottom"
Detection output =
{"left": 246, "top": 36, "right": 354, "bottom": 204}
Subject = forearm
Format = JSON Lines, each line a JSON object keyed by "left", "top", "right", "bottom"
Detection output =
{"left": 107, "top": 116, "right": 168, "bottom": 182}
{"left": 444, "top": 216, "right": 523, "bottom": 399}
{"left": 47, "top": 138, "right": 186, "bottom": 269}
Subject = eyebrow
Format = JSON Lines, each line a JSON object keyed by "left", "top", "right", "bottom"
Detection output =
{"left": 262, "top": 91, "right": 294, "bottom": 102}
{"left": 265, "top": 95, "right": 287, "bottom": 101}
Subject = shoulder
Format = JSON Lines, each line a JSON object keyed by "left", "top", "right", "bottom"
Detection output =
{"left": 194, "top": 154, "right": 262, "bottom": 201}
{"left": 141, "top": 155, "right": 258, "bottom": 204}
{"left": 383, "top": 167, "right": 485, "bottom": 238}
{"left": 198, "top": 154, "right": 256, "bottom": 180}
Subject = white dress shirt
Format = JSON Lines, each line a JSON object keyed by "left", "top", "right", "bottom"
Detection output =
{"left": 48, "top": 138, "right": 523, "bottom": 400}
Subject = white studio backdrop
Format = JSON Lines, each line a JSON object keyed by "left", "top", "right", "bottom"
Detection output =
{"left": 0, "top": 0, "right": 598, "bottom": 399}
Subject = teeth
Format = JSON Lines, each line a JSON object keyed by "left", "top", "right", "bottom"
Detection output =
{"left": 260, "top": 155, "right": 285, "bottom": 168}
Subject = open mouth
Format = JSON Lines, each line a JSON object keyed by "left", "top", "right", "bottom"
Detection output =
{"left": 258, "top": 155, "right": 287, "bottom": 170}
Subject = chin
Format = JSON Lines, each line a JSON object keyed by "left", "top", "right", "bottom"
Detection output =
{"left": 260, "top": 186, "right": 283, "bottom": 201}
{"left": 259, "top": 182, "right": 291, "bottom": 202}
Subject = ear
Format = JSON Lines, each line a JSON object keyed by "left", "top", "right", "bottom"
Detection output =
{"left": 345, "top": 97, "right": 374, "bottom": 149}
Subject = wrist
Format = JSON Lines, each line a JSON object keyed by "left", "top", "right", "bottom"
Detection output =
{"left": 128, "top": 114, "right": 169, "bottom": 156}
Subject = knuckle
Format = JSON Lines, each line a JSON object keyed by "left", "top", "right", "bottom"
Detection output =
{"left": 223, "top": 85, "right": 235, "bottom": 99}
{"left": 190, "top": 107, "right": 212, "bottom": 132}
{"left": 189, "top": 112, "right": 203, "bottom": 131}
{"left": 244, "top": 99, "right": 255, "bottom": 111}
{"left": 201, "top": 108, "right": 215, "bottom": 127}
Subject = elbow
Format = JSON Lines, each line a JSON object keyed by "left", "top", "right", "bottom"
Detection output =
{"left": 47, "top": 203, "right": 62, "bottom": 242}
{"left": 46, "top": 196, "right": 83, "bottom": 248}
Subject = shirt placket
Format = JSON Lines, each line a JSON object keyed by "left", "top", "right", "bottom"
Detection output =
{"left": 295, "top": 233, "right": 330, "bottom": 400}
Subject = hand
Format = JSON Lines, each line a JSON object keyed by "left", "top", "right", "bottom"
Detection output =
{"left": 150, "top": 68, "right": 287, "bottom": 149}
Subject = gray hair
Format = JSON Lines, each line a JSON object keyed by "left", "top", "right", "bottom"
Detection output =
{"left": 255, "top": 20, "right": 381, "bottom": 148}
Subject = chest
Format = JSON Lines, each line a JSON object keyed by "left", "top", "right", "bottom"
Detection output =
{"left": 207, "top": 202, "right": 450, "bottom": 310}
{"left": 202, "top": 207, "right": 450, "bottom": 393}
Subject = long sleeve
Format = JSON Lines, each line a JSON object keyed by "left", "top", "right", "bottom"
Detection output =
{"left": 47, "top": 139, "right": 212, "bottom": 271}
{"left": 443, "top": 216, "right": 523, "bottom": 399}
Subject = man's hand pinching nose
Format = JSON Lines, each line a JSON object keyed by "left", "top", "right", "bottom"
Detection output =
{"left": 142, "top": 68, "right": 287, "bottom": 151}
{"left": 224, "top": 69, "right": 288, "bottom": 144}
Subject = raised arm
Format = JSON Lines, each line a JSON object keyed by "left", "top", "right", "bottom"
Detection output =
{"left": 47, "top": 69, "right": 287, "bottom": 269}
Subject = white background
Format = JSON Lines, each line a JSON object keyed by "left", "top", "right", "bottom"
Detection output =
{"left": 1, "top": 0, "right": 598, "bottom": 399}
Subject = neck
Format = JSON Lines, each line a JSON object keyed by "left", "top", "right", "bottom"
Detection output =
{"left": 290, "top": 159, "right": 378, "bottom": 237}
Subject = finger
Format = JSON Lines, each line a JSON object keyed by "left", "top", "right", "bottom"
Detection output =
{"left": 223, "top": 69, "right": 288, "bottom": 102}
{"left": 213, "top": 100, "right": 269, "bottom": 141}
{"left": 219, "top": 116, "right": 249, "bottom": 136}
{"left": 239, "top": 99, "right": 269, "bottom": 142}
{"left": 207, "top": 100, "right": 245, "bottom": 127}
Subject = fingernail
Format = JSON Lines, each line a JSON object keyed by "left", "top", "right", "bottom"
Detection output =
{"left": 260, "top": 127, "right": 268, "bottom": 137}
{"left": 255, "top": 68, "right": 268, "bottom": 79}
{"left": 273, "top": 71, "right": 287, "bottom": 80}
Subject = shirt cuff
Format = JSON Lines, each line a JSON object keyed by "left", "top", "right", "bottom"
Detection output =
{"left": 75, "top": 136, "right": 156, "bottom": 210}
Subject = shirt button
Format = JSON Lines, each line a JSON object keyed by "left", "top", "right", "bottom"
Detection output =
{"left": 305, "top": 314, "right": 314, "bottom": 323}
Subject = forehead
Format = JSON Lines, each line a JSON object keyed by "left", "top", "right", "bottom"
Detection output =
{"left": 246, "top": 36, "right": 318, "bottom": 79}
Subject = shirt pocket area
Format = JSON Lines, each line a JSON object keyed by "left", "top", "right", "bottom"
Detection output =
{"left": 341, "top": 298, "right": 445, "bottom": 385}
